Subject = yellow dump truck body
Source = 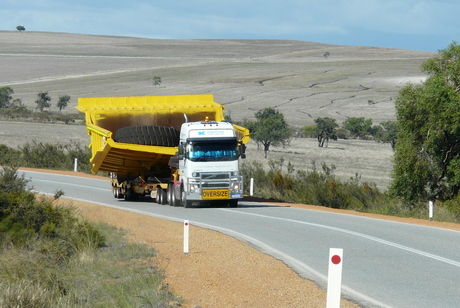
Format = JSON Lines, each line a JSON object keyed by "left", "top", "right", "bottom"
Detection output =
{"left": 76, "top": 94, "right": 250, "bottom": 176}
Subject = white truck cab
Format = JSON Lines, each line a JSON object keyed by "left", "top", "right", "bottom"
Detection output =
{"left": 177, "top": 119, "right": 245, "bottom": 207}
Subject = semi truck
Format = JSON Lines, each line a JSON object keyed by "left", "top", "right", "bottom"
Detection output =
{"left": 76, "top": 94, "right": 250, "bottom": 207}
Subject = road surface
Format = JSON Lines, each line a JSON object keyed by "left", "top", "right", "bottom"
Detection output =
{"left": 25, "top": 170, "right": 460, "bottom": 308}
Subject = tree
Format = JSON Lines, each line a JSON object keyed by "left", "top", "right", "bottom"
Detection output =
{"left": 57, "top": 95, "right": 70, "bottom": 112}
{"left": 374, "top": 120, "right": 398, "bottom": 150}
{"left": 302, "top": 125, "right": 316, "bottom": 137}
{"left": 251, "top": 107, "right": 291, "bottom": 158}
{"left": 16, "top": 25, "right": 25, "bottom": 32}
{"left": 390, "top": 41, "right": 460, "bottom": 203}
{"left": 314, "top": 117, "right": 338, "bottom": 147}
{"left": 342, "top": 117, "right": 373, "bottom": 139}
{"left": 35, "top": 91, "right": 51, "bottom": 111}
{"left": 0, "top": 86, "right": 14, "bottom": 108}
{"left": 153, "top": 76, "right": 161, "bottom": 86}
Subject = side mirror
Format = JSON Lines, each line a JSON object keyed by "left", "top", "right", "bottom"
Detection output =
{"left": 238, "top": 142, "right": 246, "bottom": 159}
{"left": 178, "top": 143, "right": 185, "bottom": 160}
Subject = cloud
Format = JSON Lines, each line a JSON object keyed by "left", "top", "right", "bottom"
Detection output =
{"left": 1, "top": 0, "right": 458, "bottom": 51}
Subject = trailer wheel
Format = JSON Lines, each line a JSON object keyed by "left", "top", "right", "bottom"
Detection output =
{"left": 229, "top": 200, "right": 238, "bottom": 208}
{"left": 155, "top": 186, "right": 162, "bottom": 204}
{"left": 124, "top": 187, "right": 132, "bottom": 201}
{"left": 114, "top": 125, "right": 180, "bottom": 147}
{"left": 157, "top": 187, "right": 167, "bottom": 205}
{"left": 113, "top": 186, "right": 121, "bottom": 199}
{"left": 161, "top": 189, "right": 167, "bottom": 205}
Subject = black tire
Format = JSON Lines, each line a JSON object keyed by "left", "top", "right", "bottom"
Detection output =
{"left": 158, "top": 188, "right": 167, "bottom": 205}
{"left": 114, "top": 125, "right": 180, "bottom": 147}
{"left": 161, "top": 189, "right": 168, "bottom": 205}
{"left": 171, "top": 184, "right": 182, "bottom": 207}
{"left": 155, "top": 186, "right": 162, "bottom": 204}
{"left": 113, "top": 186, "right": 123, "bottom": 199}
{"left": 167, "top": 182, "right": 173, "bottom": 206}
{"left": 229, "top": 200, "right": 238, "bottom": 208}
{"left": 124, "top": 186, "right": 132, "bottom": 201}
{"left": 182, "top": 189, "right": 193, "bottom": 208}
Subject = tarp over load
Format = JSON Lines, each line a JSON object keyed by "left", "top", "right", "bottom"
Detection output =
{"left": 76, "top": 94, "right": 250, "bottom": 176}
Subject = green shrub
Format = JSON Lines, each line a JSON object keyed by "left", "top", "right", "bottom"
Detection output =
{"left": 0, "top": 166, "right": 30, "bottom": 193}
{"left": 240, "top": 158, "right": 452, "bottom": 218}
{"left": 19, "top": 141, "right": 91, "bottom": 172}
{"left": 0, "top": 167, "right": 105, "bottom": 253}
{"left": 0, "top": 145, "right": 22, "bottom": 166}
{"left": 0, "top": 106, "right": 33, "bottom": 119}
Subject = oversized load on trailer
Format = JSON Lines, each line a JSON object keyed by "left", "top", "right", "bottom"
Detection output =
{"left": 76, "top": 94, "right": 250, "bottom": 207}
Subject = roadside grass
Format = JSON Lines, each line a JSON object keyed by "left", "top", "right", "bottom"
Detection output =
{"left": 241, "top": 158, "right": 460, "bottom": 224}
{"left": 0, "top": 202, "right": 180, "bottom": 308}
{"left": 0, "top": 167, "right": 181, "bottom": 307}
{"left": 1, "top": 222, "right": 180, "bottom": 307}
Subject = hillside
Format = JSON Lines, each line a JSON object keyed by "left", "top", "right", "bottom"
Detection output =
{"left": 0, "top": 31, "right": 436, "bottom": 188}
{"left": 0, "top": 31, "right": 434, "bottom": 127}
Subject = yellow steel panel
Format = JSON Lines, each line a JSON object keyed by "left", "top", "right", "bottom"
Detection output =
{"left": 77, "top": 94, "right": 250, "bottom": 174}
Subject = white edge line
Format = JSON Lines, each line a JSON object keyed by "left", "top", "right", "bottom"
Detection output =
{"left": 36, "top": 192, "right": 392, "bottom": 308}
{"left": 221, "top": 209, "right": 460, "bottom": 269}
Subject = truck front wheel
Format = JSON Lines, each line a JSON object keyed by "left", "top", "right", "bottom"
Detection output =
{"left": 171, "top": 184, "right": 182, "bottom": 207}
{"left": 182, "top": 190, "right": 193, "bottom": 208}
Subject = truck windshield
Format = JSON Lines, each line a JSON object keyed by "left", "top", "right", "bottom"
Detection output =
{"left": 187, "top": 140, "right": 238, "bottom": 162}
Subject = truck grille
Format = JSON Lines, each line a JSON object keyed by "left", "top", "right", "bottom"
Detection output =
{"left": 200, "top": 173, "right": 230, "bottom": 180}
{"left": 202, "top": 182, "right": 229, "bottom": 188}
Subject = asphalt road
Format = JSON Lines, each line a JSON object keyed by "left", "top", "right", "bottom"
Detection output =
{"left": 25, "top": 170, "right": 460, "bottom": 308}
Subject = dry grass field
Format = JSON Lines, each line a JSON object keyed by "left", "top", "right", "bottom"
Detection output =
{"left": 0, "top": 31, "right": 435, "bottom": 189}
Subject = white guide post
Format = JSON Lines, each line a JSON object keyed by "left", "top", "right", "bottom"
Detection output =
{"left": 326, "top": 248, "right": 343, "bottom": 308}
{"left": 74, "top": 158, "right": 78, "bottom": 172}
{"left": 250, "top": 178, "right": 254, "bottom": 196}
{"left": 429, "top": 201, "right": 434, "bottom": 221}
{"left": 184, "top": 220, "right": 190, "bottom": 255}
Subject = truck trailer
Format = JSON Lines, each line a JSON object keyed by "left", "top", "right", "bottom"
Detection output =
{"left": 76, "top": 94, "right": 250, "bottom": 207}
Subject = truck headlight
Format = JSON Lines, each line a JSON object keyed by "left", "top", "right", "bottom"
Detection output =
{"left": 231, "top": 182, "right": 241, "bottom": 192}
{"left": 190, "top": 184, "right": 200, "bottom": 193}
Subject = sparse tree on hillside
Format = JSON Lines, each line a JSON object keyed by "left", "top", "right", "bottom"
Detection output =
{"left": 35, "top": 91, "right": 51, "bottom": 111}
{"left": 57, "top": 95, "right": 70, "bottom": 112}
{"left": 302, "top": 125, "right": 316, "bottom": 138}
{"left": 342, "top": 117, "right": 373, "bottom": 139}
{"left": 251, "top": 107, "right": 291, "bottom": 158}
{"left": 153, "top": 76, "right": 161, "bottom": 86}
{"left": 0, "top": 86, "right": 14, "bottom": 108}
{"left": 374, "top": 120, "right": 398, "bottom": 150}
{"left": 16, "top": 25, "right": 25, "bottom": 32}
{"left": 315, "top": 117, "right": 338, "bottom": 147}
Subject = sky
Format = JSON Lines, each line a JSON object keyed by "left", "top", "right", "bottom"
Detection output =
{"left": 2, "top": 0, "right": 459, "bottom": 52}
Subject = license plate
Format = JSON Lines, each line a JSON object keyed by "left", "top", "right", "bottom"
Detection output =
{"left": 202, "top": 189, "right": 229, "bottom": 200}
